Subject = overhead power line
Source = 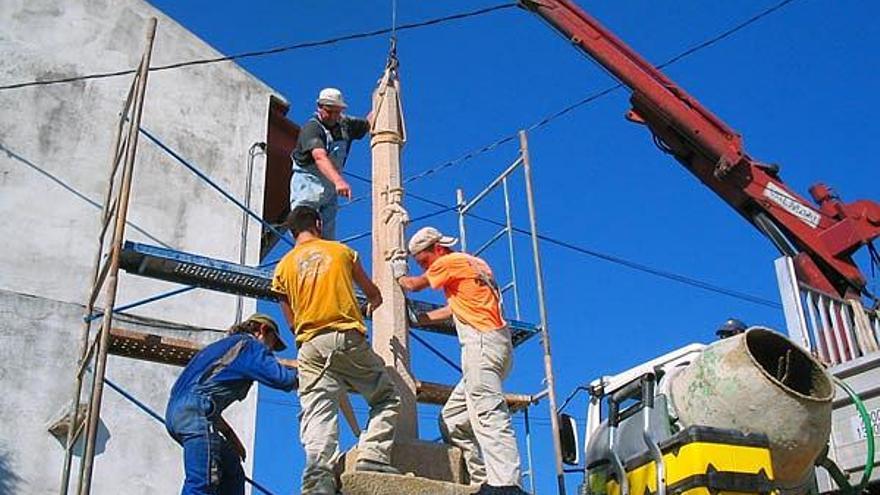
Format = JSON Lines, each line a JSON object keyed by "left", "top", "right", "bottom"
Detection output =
{"left": 346, "top": 0, "right": 801, "bottom": 308}
{"left": 402, "top": 0, "right": 801, "bottom": 184}
{"left": 1, "top": 141, "right": 172, "bottom": 248}
{"left": 428, "top": 194, "right": 782, "bottom": 310}
{"left": 0, "top": 3, "right": 517, "bottom": 91}
{"left": 343, "top": 172, "right": 782, "bottom": 309}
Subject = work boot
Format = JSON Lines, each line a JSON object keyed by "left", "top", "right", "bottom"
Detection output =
{"left": 474, "top": 485, "right": 530, "bottom": 495}
{"left": 354, "top": 458, "right": 401, "bottom": 475}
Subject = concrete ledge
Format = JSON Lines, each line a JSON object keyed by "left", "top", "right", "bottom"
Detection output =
{"left": 342, "top": 440, "right": 470, "bottom": 484}
{"left": 340, "top": 472, "right": 478, "bottom": 495}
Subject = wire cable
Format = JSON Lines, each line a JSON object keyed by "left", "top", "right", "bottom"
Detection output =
{"left": 1, "top": 141, "right": 172, "bottom": 249}
{"left": 556, "top": 385, "right": 589, "bottom": 414}
{"left": 341, "top": 0, "right": 801, "bottom": 309}
{"left": 402, "top": 0, "right": 801, "bottom": 184}
{"left": 476, "top": 211, "right": 782, "bottom": 309}
{"left": 112, "top": 312, "right": 226, "bottom": 333}
{"left": 344, "top": 172, "right": 782, "bottom": 309}
{"left": 104, "top": 377, "right": 277, "bottom": 495}
{"left": 831, "top": 375, "right": 875, "bottom": 491}
{"left": 410, "top": 332, "right": 462, "bottom": 373}
{"left": 0, "top": 3, "right": 516, "bottom": 91}
{"left": 655, "top": 0, "right": 798, "bottom": 70}
{"left": 138, "top": 126, "right": 293, "bottom": 248}
{"left": 333, "top": 203, "right": 459, "bottom": 246}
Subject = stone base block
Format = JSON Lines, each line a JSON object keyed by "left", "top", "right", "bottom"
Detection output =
{"left": 341, "top": 440, "right": 470, "bottom": 484}
{"left": 340, "top": 472, "right": 478, "bottom": 495}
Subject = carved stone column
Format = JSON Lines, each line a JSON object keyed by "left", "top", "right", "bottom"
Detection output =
{"left": 370, "top": 60, "right": 417, "bottom": 439}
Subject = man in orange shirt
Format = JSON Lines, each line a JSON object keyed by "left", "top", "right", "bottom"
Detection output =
{"left": 394, "top": 227, "right": 525, "bottom": 494}
{"left": 273, "top": 206, "right": 400, "bottom": 494}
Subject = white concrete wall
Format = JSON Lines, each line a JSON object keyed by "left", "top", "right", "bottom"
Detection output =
{"left": 0, "top": 0, "right": 284, "bottom": 492}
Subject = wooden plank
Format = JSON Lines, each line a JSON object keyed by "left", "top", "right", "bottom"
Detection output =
{"left": 109, "top": 328, "right": 298, "bottom": 368}
{"left": 108, "top": 328, "right": 202, "bottom": 367}
{"left": 416, "top": 380, "right": 535, "bottom": 412}
{"left": 107, "top": 329, "right": 534, "bottom": 413}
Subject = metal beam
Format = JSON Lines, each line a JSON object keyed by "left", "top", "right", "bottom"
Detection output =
{"left": 105, "top": 328, "right": 536, "bottom": 411}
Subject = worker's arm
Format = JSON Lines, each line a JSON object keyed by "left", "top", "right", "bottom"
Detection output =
{"left": 311, "top": 148, "right": 351, "bottom": 199}
{"left": 352, "top": 260, "right": 382, "bottom": 311}
{"left": 409, "top": 304, "right": 453, "bottom": 327}
{"left": 424, "top": 305, "right": 452, "bottom": 323}
{"left": 349, "top": 115, "right": 372, "bottom": 138}
{"left": 276, "top": 294, "right": 296, "bottom": 336}
{"left": 397, "top": 273, "right": 430, "bottom": 292}
{"left": 241, "top": 339, "right": 298, "bottom": 392}
{"left": 216, "top": 416, "right": 247, "bottom": 461}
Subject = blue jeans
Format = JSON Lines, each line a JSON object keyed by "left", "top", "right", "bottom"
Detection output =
{"left": 166, "top": 394, "right": 244, "bottom": 495}
{"left": 290, "top": 170, "right": 338, "bottom": 240}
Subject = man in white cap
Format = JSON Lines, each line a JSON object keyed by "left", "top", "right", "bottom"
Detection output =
{"left": 392, "top": 227, "right": 526, "bottom": 495}
{"left": 289, "top": 87, "right": 371, "bottom": 240}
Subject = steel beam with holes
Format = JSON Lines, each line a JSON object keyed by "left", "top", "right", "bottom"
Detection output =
{"left": 117, "top": 241, "right": 541, "bottom": 346}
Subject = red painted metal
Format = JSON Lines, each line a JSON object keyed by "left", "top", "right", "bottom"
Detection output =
{"left": 522, "top": 0, "right": 880, "bottom": 298}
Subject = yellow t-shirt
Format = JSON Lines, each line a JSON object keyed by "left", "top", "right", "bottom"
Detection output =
{"left": 271, "top": 239, "right": 366, "bottom": 344}
{"left": 425, "top": 252, "right": 506, "bottom": 332}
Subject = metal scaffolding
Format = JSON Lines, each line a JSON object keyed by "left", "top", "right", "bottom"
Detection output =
{"left": 56, "top": 17, "right": 562, "bottom": 495}
{"left": 59, "top": 18, "right": 157, "bottom": 495}
{"left": 455, "top": 130, "right": 567, "bottom": 494}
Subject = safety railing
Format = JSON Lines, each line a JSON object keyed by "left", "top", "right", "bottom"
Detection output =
{"left": 775, "top": 257, "right": 880, "bottom": 366}
{"left": 59, "top": 19, "right": 157, "bottom": 495}
{"left": 456, "top": 130, "right": 566, "bottom": 493}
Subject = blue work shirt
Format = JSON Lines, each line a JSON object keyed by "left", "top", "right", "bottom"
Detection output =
{"left": 168, "top": 333, "right": 297, "bottom": 419}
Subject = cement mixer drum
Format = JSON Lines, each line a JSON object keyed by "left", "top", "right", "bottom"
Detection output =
{"left": 669, "top": 327, "right": 833, "bottom": 489}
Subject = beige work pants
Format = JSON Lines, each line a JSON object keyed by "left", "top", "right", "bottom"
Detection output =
{"left": 441, "top": 318, "right": 522, "bottom": 487}
{"left": 297, "top": 330, "right": 400, "bottom": 495}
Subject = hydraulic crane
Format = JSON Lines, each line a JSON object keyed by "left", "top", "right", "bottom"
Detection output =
{"left": 521, "top": 0, "right": 880, "bottom": 301}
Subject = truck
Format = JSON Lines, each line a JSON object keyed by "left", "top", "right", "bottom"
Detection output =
{"left": 517, "top": 1, "right": 880, "bottom": 493}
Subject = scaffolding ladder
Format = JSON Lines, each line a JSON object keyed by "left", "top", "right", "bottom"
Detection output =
{"left": 58, "top": 18, "right": 157, "bottom": 495}
{"left": 54, "top": 16, "right": 558, "bottom": 494}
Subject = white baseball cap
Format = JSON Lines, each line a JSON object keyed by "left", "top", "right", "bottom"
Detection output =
{"left": 316, "top": 87, "right": 348, "bottom": 109}
{"left": 408, "top": 226, "right": 458, "bottom": 255}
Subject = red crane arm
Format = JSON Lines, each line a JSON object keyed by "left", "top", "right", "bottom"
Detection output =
{"left": 521, "top": 0, "right": 880, "bottom": 298}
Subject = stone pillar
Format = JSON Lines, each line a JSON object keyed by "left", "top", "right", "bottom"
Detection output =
{"left": 370, "top": 61, "right": 417, "bottom": 439}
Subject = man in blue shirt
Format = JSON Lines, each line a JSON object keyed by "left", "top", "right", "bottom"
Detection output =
{"left": 166, "top": 314, "right": 297, "bottom": 495}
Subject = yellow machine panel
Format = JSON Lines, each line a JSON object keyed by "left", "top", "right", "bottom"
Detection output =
{"left": 590, "top": 426, "right": 776, "bottom": 495}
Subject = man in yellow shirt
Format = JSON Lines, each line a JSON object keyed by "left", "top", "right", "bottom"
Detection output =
{"left": 272, "top": 206, "right": 400, "bottom": 495}
{"left": 394, "top": 227, "right": 525, "bottom": 495}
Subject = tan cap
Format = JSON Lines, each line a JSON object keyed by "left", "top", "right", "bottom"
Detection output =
{"left": 316, "top": 87, "right": 347, "bottom": 109}
{"left": 245, "top": 313, "right": 287, "bottom": 352}
{"left": 408, "top": 226, "right": 458, "bottom": 255}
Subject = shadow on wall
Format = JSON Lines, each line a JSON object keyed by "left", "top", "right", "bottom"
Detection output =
{"left": 46, "top": 402, "right": 112, "bottom": 458}
{"left": 58, "top": 421, "right": 112, "bottom": 458}
{"left": 0, "top": 444, "right": 23, "bottom": 495}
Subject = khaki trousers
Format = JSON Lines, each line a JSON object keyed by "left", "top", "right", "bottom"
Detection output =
{"left": 297, "top": 330, "right": 400, "bottom": 494}
{"left": 441, "top": 318, "right": 522, "bottom": 487}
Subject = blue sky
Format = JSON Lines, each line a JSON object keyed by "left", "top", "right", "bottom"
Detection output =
{"left": 148, "top": 1, "right": 879, "bottom": 493}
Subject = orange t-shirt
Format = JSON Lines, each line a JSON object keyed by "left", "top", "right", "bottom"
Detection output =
{"left": 425, "top": 252, "right": 506, "bottom": 332}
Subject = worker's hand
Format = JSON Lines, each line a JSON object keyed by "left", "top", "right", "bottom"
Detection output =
{"left": 231, "top": 438, "right": 247, "bottom": 462}
{"left": 404, "top": 303, "right": 429, "bottom": 326}
{"left": 413, "top": 311, "right": 431, "bottom": 326}
{"left": 334, "top": 178, "right": 352, "bottom": 199}
{"left": 389, "top": 258, "right": 408, "bottom": 280}
{"left": 216, "top": 417, "right": 247, "bottom": 462}
{"left": 368, "top": 293, "right": 383, "bottom": 312}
